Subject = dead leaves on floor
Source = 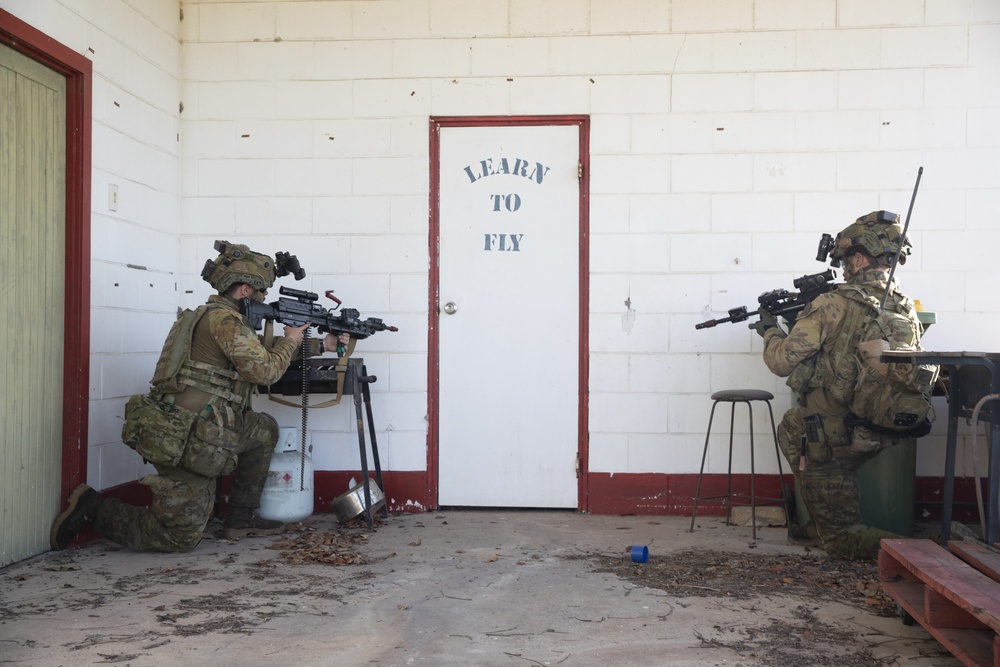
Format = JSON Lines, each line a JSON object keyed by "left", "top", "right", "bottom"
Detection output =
{"left": 583, "top": 548, "right": 898, "bottom": 617}
{"left": 268, "top": 522, "right": 379, "bottom": 566}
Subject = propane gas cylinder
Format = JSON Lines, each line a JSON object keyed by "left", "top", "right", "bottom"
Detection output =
{"left": 258, "top": 427, "right": 314, "bottom": 523}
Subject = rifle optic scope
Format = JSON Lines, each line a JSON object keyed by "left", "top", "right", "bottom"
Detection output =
{"left": 279, "top": 285, "right": 319, "bottom": 301}
{"left": 793, "top": 268, "right": 837, "bottom": 292}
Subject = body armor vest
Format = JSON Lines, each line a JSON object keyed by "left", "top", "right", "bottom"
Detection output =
{"left": 149, "top": 303, "right": 250, "bottom": 412}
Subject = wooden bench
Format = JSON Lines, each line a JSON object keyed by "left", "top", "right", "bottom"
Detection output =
{"left": 879, "top": 538, "right": 1000, "bottom": 667}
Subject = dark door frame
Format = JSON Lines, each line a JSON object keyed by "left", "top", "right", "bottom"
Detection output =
{"left": 427, "top": 115, "right": 591, "bottom": 510}
{"left": 1, "top": 10, "right": 92, "bottom": 500}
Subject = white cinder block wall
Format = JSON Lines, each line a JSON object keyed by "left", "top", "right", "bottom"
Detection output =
{"left": 3, "top": 0, "right": 185, "bottom": 490}
{"left": 7, "top": 0, "right": 1000, "bottom": 497}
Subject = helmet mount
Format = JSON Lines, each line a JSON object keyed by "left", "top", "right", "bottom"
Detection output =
{"left": 827, "top": 210, "right": 911, "bottom": 268}
{"left": 201, "top": 240, "right": 306, "bottom": 293}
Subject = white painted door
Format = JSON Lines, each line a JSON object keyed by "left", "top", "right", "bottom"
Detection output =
{"left": 437, "top": 122, "right": 581, "bottom": 507}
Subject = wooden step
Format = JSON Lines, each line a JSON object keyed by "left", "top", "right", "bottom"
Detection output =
{"left": 879, "top": 538, "right": 1000, "bottom": 667}
{"left": 949, "top": 540, "right": 1000, "bottom": 586}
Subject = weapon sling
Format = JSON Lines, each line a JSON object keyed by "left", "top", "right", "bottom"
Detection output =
{"left": 264, "top": 335, "right": 359, "bottom": 410}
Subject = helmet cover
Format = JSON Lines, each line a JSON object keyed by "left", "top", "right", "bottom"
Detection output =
{"left": 830, "top": 210, "right": 911, "bottom": 266}
{"left": 201, "top": 241, "right": 276, "bottom": 293}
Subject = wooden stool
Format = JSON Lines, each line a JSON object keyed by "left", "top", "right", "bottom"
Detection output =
{"left": 689, "top": 389, "right": 785, "bottom": 540}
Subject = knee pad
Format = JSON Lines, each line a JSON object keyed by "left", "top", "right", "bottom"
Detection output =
{"left": 145, "top": 474, "right": 215, "bottom": 551}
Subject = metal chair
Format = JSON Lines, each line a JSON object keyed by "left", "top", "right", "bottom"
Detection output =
{"left": 689, "top": 389, "right": 786, "bottom": 540}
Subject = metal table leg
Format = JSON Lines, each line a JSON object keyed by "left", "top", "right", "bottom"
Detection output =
{"left": 940, "top": 366, "right": 960, "bottom": 546}
{"left": 361, "top": 363, "right": 388, "bottom": 519}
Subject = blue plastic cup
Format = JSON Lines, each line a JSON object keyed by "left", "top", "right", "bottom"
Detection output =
{"left": 629, "top": 545, "right": 649, "bottom": 563}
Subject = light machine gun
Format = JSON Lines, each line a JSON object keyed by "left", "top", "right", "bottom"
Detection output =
{"left": 242, "top": 286, "right": 398, "bottom": 352}
{"left": 694, "top": 269, "right": 838, "bottom": 330}
{"left": 245, "top": 286, "right": 397, "bottom": 411}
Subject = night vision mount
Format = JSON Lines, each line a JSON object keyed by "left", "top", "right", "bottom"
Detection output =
{"left": 814, "top": 210, "right": 900, "bottom": 268}
{"left": 200, "top": 239, "right": 307, "bottom": 283}
{"left": 815, "top": 233, "right": 839, "bottom": 267}
{"left": 274, "top": 251, "right": 305, "bottom": 280}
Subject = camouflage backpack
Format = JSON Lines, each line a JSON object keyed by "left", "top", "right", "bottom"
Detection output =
{"left": 829, "top": 287, "right": 938, "bottom": 436}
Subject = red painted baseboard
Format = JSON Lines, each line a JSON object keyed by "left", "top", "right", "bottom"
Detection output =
{"left": 585, "top": 472, "right": 791, "bottom": 516}
{"left": 90, "top": 471, "right": 982, "bottom": 523}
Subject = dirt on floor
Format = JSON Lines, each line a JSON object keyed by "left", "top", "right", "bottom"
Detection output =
{"left": 574, "top": 547, "right": 921, "bottom": 667}
{"left": 219, "top": 518, "right": 945, "bottom": 667}
{"left": 0, "top": 513, "right": 960, "bottom": 667}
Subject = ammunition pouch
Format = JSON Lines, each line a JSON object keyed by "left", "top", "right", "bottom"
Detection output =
{"left": 785, "top": 353, "right": 819, "bottom": 397}
{"left": 803, "top": 414, "right": 831, "bottom": 463}
{"left": 121, "top": 395, "right": 196, "bottom": 468}
{"left": 122, "top": 394, "right": 241, "bottom": 478}
{"left": 179, "top": 417, "right": 240, "bottom": 479}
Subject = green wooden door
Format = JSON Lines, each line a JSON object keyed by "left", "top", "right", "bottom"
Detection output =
{"left": 0, "top": 42, "right": 66, "bottom": 566}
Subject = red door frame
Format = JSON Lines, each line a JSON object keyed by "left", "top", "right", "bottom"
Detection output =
{"left": 1, "top": 10, "right": 92, "bottom": 500}
{"left": 427, "top": 115, "right": 590, "bottom": 511}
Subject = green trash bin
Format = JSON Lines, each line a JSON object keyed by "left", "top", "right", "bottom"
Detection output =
{"left": 793, "top": 439, "right": 916, "bottom": 537}
{"left": 857, "top": 307, "right": 933, "bottom": 536}
{"left": 858, "top": 439, "right": 916, "bottom": 536}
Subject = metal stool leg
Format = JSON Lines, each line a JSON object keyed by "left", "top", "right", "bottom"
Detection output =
{"left": 689, "top": 400, "right": 720, "bottom": 532}
{"left": 725, "top": 401, "right": 736, "bottom": 525}
{"left": 692, "top": 391, "right": 783, "bottom": 539}
{"left": 764, "top": 400, "right": 787, "bottom": 518}
{"left": 747, "top": 399, "right": 758, "bottom": 540}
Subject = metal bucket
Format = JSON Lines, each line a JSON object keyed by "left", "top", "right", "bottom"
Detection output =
{"left": 330, "top": 481, "right": 385, "bottom": 523}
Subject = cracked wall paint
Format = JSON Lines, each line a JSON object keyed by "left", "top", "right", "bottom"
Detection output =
{"left": 622, "top": 297, "right": 635, "bottom": 334}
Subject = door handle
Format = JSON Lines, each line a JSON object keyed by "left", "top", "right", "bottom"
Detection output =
{"left": 443, "top": 302, "right": 458, "bottom": 315}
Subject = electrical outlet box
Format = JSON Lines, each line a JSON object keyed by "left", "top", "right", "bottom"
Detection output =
{"left": 109, "top": 183, "right": 119, "bottom": 211}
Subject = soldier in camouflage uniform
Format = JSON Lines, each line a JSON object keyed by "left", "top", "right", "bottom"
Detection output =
{"left": 51, "top": 241, "right": 343, "bottom": 552}
{"left": 750, "top": 212, "right": 924, "bottom": 560}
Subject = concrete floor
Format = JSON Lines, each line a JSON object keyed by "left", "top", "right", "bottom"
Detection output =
{"left": 0, "top": 511, "right": 960, "bottom": 667}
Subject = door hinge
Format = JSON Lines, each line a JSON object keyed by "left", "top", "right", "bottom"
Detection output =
{"left": 575, "top": 452, "right": 580, "bottom": 478}
{"left": 578, "top": 161, "right": 583, "bottom": 180}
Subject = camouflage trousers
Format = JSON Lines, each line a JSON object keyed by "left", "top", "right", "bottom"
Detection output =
{"left": 777, "top": 406, "right": 901, "bottom": 560}
{"left": 95, "top": 410, "right": 279, "bottom": 552}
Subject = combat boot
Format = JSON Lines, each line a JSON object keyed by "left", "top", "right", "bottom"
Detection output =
{"left": 50, "top": 484, "right": 104, "bottom": 550}
{"left": 223, "top": 507, "right": 285, "bottom": 539}
{"left": 787, "top": 519, "right": 821, "bottom": 548}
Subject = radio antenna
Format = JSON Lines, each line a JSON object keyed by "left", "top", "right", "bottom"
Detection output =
{"left": 880, "top": 166, "right": 923, "bottom": 310}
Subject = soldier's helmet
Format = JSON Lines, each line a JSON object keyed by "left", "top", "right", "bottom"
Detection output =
{"left": 830, "top": 210, "right": 911, "bottom": 266}
{"left": 201, "top": 240, "right": 276, "bottom": 293}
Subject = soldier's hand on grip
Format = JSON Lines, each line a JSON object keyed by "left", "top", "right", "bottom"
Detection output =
{"left": 748, "top": 308, "right": 778, "bottom": 338}
{"left": 283, "top": 323, "right": 308, "bottom": 345}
